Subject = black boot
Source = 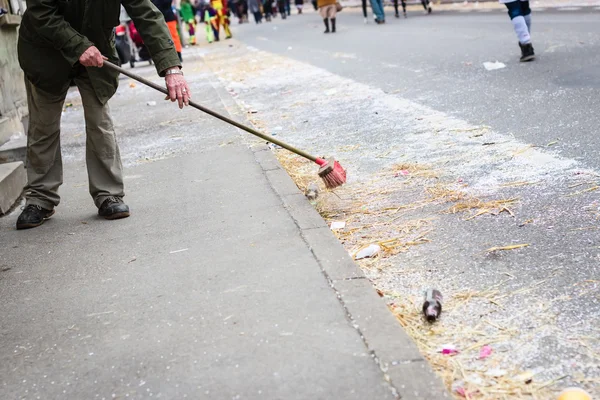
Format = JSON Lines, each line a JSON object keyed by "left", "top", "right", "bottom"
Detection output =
{"left": 323, "top": 18, "right": 330, "bottom": 33}
{"left": 16, "top": 204, "right": 55, "bottom": 230}
{"left": 519, "top": 42, "right": 535, "bottom": 62}
{"left": 98, "top": 196, "right": 130, "bottom": 220}
{"left": 331, "top": 18, "right": 336, "bottom": 33}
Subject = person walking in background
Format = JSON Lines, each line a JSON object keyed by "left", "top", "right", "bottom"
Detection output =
{"left": 501, "top": 0, "right": 534, "bottom": 61}
{"left": 197, "top": 0, "right": 219, "bottom": 42}
{"left": 234, "top": 0, "right": 249, "bottom": 23}
{"left": 277, "top": 0, "right": 287, "bottom": 18}
{"left": 317, "top": 0, "right": 337, "bottom": 33}
{"left": 370, "top": 0, "right": 385, "bottom": 24}
{"left": 180, "top": 0, "right": 197, "bottom": 45}
{"left": 393, "top": 0, "right": 406, "bottom": 18}
{"left": 284, "top": 0, "right": 291, "bottom": 15}
{"left": 263, "top": 0, "right": 273, "bottom": 21}
{"left": 248, "top": 0, "right": 263, "bottom": 22}
{"left": 211, "top": 0, "right": 233, "bottom": 38}
{"left": 152, "top": 0, "right": 183, "bottom": 61}
{"left": 421, "top": 0, "right": 432, "bottom": 14}
{"left": 295, "top": 0, "right": 303, "bottom": 14}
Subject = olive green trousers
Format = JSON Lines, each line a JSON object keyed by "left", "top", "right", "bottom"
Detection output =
{"left": 24, "top": 72, "right": 124, "bottom": 210}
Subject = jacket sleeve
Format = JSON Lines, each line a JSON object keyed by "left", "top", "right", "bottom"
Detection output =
{"left": 23, "top": 0, "right": 93, "bottom": 66}
{"left": 123, "top": 0, "right": 182, "bottom": 76}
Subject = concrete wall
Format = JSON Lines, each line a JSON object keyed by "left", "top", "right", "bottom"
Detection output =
{"left": 0, "top": 12, "right": 28, "bottom": 146}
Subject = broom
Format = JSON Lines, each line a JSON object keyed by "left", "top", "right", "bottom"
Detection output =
{"left": 103, "top": 61, "right": 346, "bottom": 189}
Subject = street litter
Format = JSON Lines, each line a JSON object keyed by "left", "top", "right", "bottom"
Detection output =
{"left": 129, "top": 82, "right": 136, "bottom": 88}
{"left": 169, "top": 248, "right": 189, "bottom": 254}
{"left": 439, "top": 343, "right": 459, "bottom": 355}
{"left": 485, "top": 368, "right": 507, "bottom": 377}
{"left": 422, "top": 288, "right": 443, "bottom": 322}
{"left": 452, "top": 381, "right": 468, "bottom": 397}
{"left": 486, "top": 243, "right": 530, "bottom": 252}
{"left": 479, "top": 345, "right": 493, "bottom": 359}
{"left": 515, "top": 371, "right": 534, "bottom": 384}
{"left": 483, "top": 61, "right": 506, "bottom": 71}
{"left": 146, "top": 101, "right": 156, "bottom": 106}
{"left": 304, "top": 182, "right": 319, "bottom": 201}
{"left": 354, "top": 244, "right": 380, "bottom": 260}
{"left": 330, "top": 221, "right": 346, "bottom": 230}
{"left": 557, "top": 388, "right": 592, "bottom": 400}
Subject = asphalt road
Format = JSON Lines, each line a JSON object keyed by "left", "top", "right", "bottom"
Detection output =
{"left": 234, "top": 7, "right": 600, "bottom": 170}
{"left": 208, "top": 7, "right": 600, "bottom": 395}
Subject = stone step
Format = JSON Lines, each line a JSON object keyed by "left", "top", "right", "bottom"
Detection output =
{"left": 0, "top": 161, "right": 26, "bottom": 215}
{"left": 0, "top": 135, "right": 27, "bottom": 164}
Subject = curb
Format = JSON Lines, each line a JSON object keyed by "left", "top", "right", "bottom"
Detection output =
{"left": 207, "top": 62, "right": 450, "bottom": 399}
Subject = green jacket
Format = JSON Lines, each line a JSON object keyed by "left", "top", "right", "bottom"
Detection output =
{"left": 18, "top": 0, "right": 182, "bottom": 104}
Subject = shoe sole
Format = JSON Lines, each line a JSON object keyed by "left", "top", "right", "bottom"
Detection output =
{"left": 102, "top": 211, "right": 131, "bottom": 220}
{"left": 16, "top": 210, "right": 55, "bottom": 230}
{"left": 520, "top": 55, "right": 535, "bottom": 62}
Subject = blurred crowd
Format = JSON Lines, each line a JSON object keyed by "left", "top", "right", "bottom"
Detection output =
{"left": 116, "top": 0, "right": 536, "bottom": 63}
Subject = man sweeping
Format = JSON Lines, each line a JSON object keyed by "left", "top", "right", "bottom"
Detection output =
{"left": 17, "top": 0, "right": 191, "bottom": 230}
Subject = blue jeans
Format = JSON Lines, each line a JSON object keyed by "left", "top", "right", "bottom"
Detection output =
{"left": 370, "top": 0, "right": 385, "bottom": 21}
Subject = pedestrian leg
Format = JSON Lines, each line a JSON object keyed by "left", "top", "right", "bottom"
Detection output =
{"left": 505, "top": 1, "right": 530, "bottom": 44}
{"left": 331, "top": 17, "right": 336, "bottom": 32}
{"left": 205, "top": 10, "right": 216, "bottom": 40}
{"left": 421, "top": 0, "right": 432, "bottom": 13}
{"left": 188, "top": 21, "right": 197, "bottom": 44}
{"left": 393, "top": 0, "right": 399, "bottom": 17}
{"left": 211, "top": 15, "right": 220, "bottom": 40}
{"left": 278, "top": 0, "right": 286, "bottom": 18}
{"left": 22, "top": 79, "right": 69, "bottom": 210}
{"left": 370, "top": 0, "right": 384, "bottom": 22}
{"left": 520, "top": 0, "right": 531, "bottom": 33}
{"left": 401, "top": 0, "right": 406, "bottom": 17}
{"left": 323, "top": 17, "right": 330, "bottom": 33}
{"left": 222, "top": 12, "right": 232, "bottom": 37}
{"left": 505, "top": 1, "right": 534, "bottom": 61}
{"left": 73, "top": 71, "right": 125, "bottom": 209}
{"left": 361, "top": 0, "right": 368, "bottom": 22}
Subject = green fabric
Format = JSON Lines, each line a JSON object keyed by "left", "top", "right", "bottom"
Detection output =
{"left": 180, "top": 2, "right": 195, "bottom": 22}
{"left": 18, "top": 0, "right": 182, "bottom": 105}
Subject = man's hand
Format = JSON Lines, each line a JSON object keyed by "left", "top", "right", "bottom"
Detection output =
{"left": 165, "top": 72, "right": 191, "bottom": 109}
{"left": 79, "top": 46, "right": 106, "bottom": 67}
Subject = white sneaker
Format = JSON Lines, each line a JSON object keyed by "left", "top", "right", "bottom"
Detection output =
{"left": 364, "top": 17, "right": 368, "bottom": 23}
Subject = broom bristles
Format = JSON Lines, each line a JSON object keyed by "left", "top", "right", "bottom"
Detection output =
{"left": 316, "top": 158, "right": 346, "bottom": 189}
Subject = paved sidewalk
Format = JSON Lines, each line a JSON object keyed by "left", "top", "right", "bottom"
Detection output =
{"left": 0, "top": 55, "right": 447, "bottom": 399}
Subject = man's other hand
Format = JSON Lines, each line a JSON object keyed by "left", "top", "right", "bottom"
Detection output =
{"left": 165, "top": 73, "right": 191, "bottom": 109}
{"left": 79, "top": 46, "right": 106, "bottom": 67}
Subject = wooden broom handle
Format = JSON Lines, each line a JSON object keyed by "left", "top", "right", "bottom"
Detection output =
{"left": 103, "top": 61, "right": 318, "bottom": 162}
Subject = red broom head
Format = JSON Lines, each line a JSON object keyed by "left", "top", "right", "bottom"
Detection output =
{"left": 316, "top": 158, "right": 347, "bottom": 189}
